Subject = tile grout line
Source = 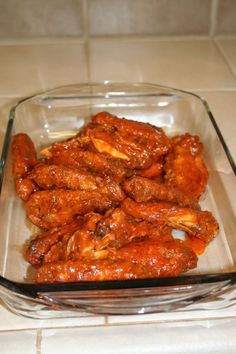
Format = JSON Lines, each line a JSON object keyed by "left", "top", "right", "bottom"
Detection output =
{"left": 36, "top": 329, "right": 42, "bottom": 354}
{"left": 214, "top": 35, "right": 236, "bottom": 40}
{"left": 87, "top": 34, "right": 212, "bottom": 42}
{"left": 0, "top": 311, "right": 236, "bottom": 334}
{"left": 214, "top": 39, "right": 236, "bottom": 78}
{"left": 104, "top": 314, "right": 236, "bottom": 327}
{"left": 209, "top": 0, "right": 219, "bottom": 37}
{"left": 82, "top": 0, "right": 91, "bottom": 83}
{"left": 0, "top": 35, "right": 235, "bottom": 47}
{"left": 0, "top": 35, "right": 218, "bottom": 46}
{"left": 0, "top": 37, "right": 85, "bottom": 46}
{"left": 0, "top": 313, "right": 235, "bottom": 334}
{"left": 192, "top": 87, "right": 236, "bottom": 92}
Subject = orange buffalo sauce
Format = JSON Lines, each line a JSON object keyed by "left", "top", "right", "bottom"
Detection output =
{"left": 184, "top": 236, "right": 207, "bottom": 256}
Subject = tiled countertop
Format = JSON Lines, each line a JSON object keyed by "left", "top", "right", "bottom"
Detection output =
{"left": 0, "top": 36, "right": 236, "bottom": 354}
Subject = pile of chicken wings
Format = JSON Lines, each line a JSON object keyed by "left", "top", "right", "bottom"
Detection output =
{"left": 11, "top": 111, "right": 219, "bottom": 283}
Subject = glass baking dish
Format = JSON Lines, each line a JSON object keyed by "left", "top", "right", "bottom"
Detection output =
{"left": 0, "top": 82, "right": 235, "bottom": 319}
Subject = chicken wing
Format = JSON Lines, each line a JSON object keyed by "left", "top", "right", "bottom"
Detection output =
{"left": 122, "top": 198, "right": 219, "bottom": 244}
{"left": 11, "top": 133, "right": 38, "bottom": 200}
{"left": 25, "top": 219, "right": 84, "bottom": 266}
{"left": 41, "top": 145, "right": 130, "bottom": 182}
{"left": 123, "top": 176, "right": 199, "bottom": 209}
{"left": 28, "top": 209, "right": 172, "bottom": 266}
{"left": 25, "top": 189, "right": 114, "bottom": 229}
{"left": 164, "top": 133, "right": 208, "bottom": 201}
{"left": 95, "top": 208, "right": 172, "bottom": 250}
{"left": 35, "top": 239, "right": 197, "bottom": 283}
{"left": 30, "top": 164, "right": 125, "bottom": 202}
{"left": 45, "top": 213, "right": 104, "bottom": 263}
{"left": 90, "top": 111, "right": 171, "bottom": 168}
{"left": 41, "top": 111, "right": 170, "bottom": 176}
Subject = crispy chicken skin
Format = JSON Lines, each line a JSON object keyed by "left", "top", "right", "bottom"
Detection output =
{"left": 11, "top": 133, "right": 38, "bottom": 200}
{"left": 164, "top": 134, "right": 208, "bottom": 201}
{"left": 25, "top": 189, "right": 114, "bottom": 229}
{"left": 35, "top": 239, "right": 197, "bottom": 283}
{"left": 11, "top": 112, "right": 219, "bottom": 284}
{"left": 123, "top": 176, "right": 199, "bottom": 208}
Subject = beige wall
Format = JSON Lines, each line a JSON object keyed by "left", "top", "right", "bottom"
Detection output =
{"left": 0, "top": 0, "right": 235, "bottom": 38}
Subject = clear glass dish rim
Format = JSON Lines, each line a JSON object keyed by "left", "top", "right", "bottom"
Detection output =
{"left": 0, "top": 81, "right": 235, "bottom": 300}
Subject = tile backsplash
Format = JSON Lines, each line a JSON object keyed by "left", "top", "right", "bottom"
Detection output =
{"left": 88, "top": 0, "right": 212, "bottom": 36}
{"left": 0, "top": 0, "right": 235, "bottom": 38}
{"left": 216, "top": 0, "right": 236, "bottom": 35}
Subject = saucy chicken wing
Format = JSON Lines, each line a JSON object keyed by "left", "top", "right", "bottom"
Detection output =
{"left": 94, "top": 208, "right": 172, "bottom": 250}
{"left": 26, "top": 209, "right": 173, "bottom": 266}
{"left": 25, "top": 219, "right": 84, "bottom": 266}
{"left": 11, "top": 133, "right": 38, "bottom": 200}
{"left": 41, "top": 145, "right": 130, "bottom": 182}
{"left": 122, "top": 198, "right": 219, "bottom": 244}
{"left": 164, "top": 134, "right": 208, "bottom": 201}
{"left": 25, "top": 189, "right": 114, "bottom": 229}
{"left": 35, "top": 239, "right": 197, "bottom": 283}
{"left": 85, "top": 112, "right": 171, "bottom": 169}
{"left": 40, "top": 111, "right": 171, "bottom": 178}
{"left": 45, "top": 213, "right": 104, "bottom": 263}
{"left": 123, "top": 176, "right": 199, "bottom": 209}
{"left": 30, "top": 164, "right": 125, "bottom": 201}
{"left": 92, "top": 111, "right": 171, "bottom": 161}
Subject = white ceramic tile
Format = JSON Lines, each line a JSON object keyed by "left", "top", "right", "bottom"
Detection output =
{"left": 0, "top": 41, "right": 88, "bottom": 96}
{"left": 217, "top": 38, "right": 236, "bottom": 76}
{"left": 41, "top": 320, "right": 236, "bottom": 354}
{"left": 198, "top": 91, "right": 236, "bottom": 161}
{"left": 89, "top": 38, "right": 236, "bottom": 90}
{"left": 0, "top": 300, "right": 105, "bottom": 331}
{"left": 0, "top": 330, "right": 36, "bottom": 354}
